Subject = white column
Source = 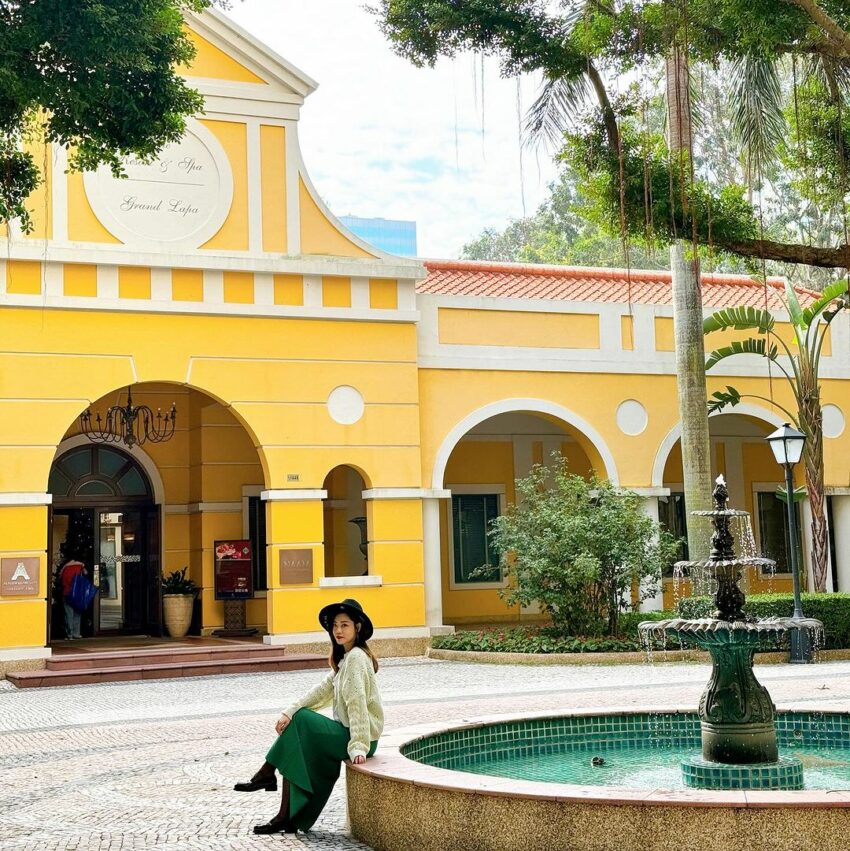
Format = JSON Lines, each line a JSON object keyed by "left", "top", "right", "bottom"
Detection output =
{"left": 422, "top": 493, "right": 451, "bottom": 633}
{"left": 833, "top": 495, "right": 850, "bottom": 593}
{"left": 634, "top": 488, "right": 669, "bottom": 612}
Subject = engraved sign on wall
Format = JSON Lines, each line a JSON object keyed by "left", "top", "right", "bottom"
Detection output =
{"left": 279, "top": 549, "right": 314, "bottom": 585}
{"left": 83, "top": 118, "right": 234, "bottom": 249}
{"left": 1, "top": 557, "right": 40, "bottom": 597}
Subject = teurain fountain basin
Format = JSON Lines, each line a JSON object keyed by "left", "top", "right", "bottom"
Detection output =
{"left": 347, "top": 476, "right": 843, "bottom": 851}
{"left": 348, "top": 706, "right": 850, "bottom": 851}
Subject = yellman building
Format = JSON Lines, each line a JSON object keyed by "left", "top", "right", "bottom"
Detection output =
{"left": 2, "top": 9, "right": 850, "bottom": 675}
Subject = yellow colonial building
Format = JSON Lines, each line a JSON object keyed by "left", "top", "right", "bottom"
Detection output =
{"left": 2, "top": 8, "right": 850, "bottom": 673}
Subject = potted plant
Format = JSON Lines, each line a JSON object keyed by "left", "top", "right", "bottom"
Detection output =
{"left": 161, "top": 566, "right": 199, "bottom": 639}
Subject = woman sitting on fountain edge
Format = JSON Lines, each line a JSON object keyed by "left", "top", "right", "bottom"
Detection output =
{"left": 233, "top": 598, "right": 384, "bottom": 835}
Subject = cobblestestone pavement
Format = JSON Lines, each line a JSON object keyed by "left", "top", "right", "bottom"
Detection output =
{"left": 3, "top": 656, "right": 850, "bottom": 850}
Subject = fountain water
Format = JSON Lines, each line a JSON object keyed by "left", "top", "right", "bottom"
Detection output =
{"left": 639, "top": 475, "right": 822, "bottom": 789}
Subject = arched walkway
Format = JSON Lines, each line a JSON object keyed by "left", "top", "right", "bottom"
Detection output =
{"left": 652, "top": 407, "right": 795, "bottom": 608}
{"left": 651, "top": 404, "right": 784, "bottom": 488}
{"left": 431, "top": 398, "right": 619, "bottom": 489}
{"left": 47, "top": 382, "right": 269, "bottom": 642}
{"left": 322, "top": 465, "right": 369, "bottom": 578}
{"left": 431, "top": 403, "right": 615, "bottom": 628}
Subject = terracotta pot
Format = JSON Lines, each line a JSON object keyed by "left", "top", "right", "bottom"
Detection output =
{"left": 163, "top": 594, "right": 194, "bottom": 638}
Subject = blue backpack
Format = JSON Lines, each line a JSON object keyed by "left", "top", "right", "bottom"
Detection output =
{"left": 68, "top": 572, "right": 98, "bottom": 612}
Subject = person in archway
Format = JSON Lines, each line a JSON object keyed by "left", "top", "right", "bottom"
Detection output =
{"left": 233, "top": 598, "right": 383, "bottom": 835}
{"left": 58, "top": 544, "right": 87, "bottom": 640}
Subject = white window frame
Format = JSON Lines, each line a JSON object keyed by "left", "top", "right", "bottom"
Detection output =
{"left": 242, "top": 485, "right": 267, "bottom": 597}
{"left": 447, "top": 484, "right": 508, "bottom": 591}
{"left": 751, "top": 482, "right": 795, "bottom": 574}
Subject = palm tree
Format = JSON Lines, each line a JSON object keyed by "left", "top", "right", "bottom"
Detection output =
{"left": 666, "top": 45, "right": 713, "bottom": 555}
{"left": 703, "top": 279, "right": 849, "bottom": 591}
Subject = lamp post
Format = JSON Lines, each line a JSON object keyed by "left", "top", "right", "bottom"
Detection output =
{"left": 765, "top": 423, "right": 812, "bottom": 664}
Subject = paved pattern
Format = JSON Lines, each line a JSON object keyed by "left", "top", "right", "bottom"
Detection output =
{"left": 3, "top": 657, "right": 850, "bottom": 850}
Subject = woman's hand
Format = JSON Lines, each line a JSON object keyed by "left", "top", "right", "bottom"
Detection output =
{"left": 352, "top": 755, "right": 366, "bottom": 765}
{"left": 275, "top": 714, "right": 291, "bottom": 735}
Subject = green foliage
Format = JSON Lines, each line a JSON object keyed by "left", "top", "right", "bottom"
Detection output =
{"left": 802, "top": 279, "right": 850, "bottom": 327}
{"left": 707, "top": 386, "right": 743, "bottom": 415}
{"left": 566, "top": 122, "right": 760, "bottom": 254}
{"left": 704, "top": 338, "right": 778, "bottom": 371}
{"left": 676, "top": 593, "right": 850, "bottom": 649}
{"left": 781, "top": 74, "right": 850, "bottom": 212}
{"left": 431, "top": 628, "right": 641, "bottom": 654}
{"left": 461, "top": 165, "right": 666, "bottom": 268}
{"left": 703, "top": 306, "right": 775, "bottom": 335}
{"left": 374, "top": 0, "right": 850, "bottom": 272}
{"left": 729, "top": 54, "right": 785, "bottom": 178}
{"left": 490, "top": 455, "right": 680, "bottom": 637}
{"left": 161, "top": 566, "right": 198, "bottom": 595}
{"left": 776, "top": 485, "right": 807, "bottom": 505}
{"left": 617, "top": 609, "right": 676, "bottom": 640}
{"left": 0, "top": 0, "right": 222, "bottom": 229}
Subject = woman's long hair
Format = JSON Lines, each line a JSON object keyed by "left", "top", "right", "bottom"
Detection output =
{"left": 329, "top": 621, "right": 379, "bottom": 674}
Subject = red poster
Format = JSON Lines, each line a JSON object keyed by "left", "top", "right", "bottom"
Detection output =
{"left": 214, "top": 539, "right": 254, "bottom": 600}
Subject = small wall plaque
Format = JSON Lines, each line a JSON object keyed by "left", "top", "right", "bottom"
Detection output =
{"left": 280, "top": 549, "right": 313, "bottom": 585}
{"left": 1, "top": 557, "right": 40, "bottom": 597}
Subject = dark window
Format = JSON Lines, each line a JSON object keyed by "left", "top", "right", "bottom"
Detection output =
{"left": 452, "top": 494, "right": 501, "bottom": 584}
{"left": 248, "top": 496, "right": 268, "bottom": 591}
{"left": 658, "top": 492, "right": 689, "bottom": 576}
{"left": 48, "top": 446, "right": 152, "bottom": 504}
{"left": 757, "top": 491, "right": 801, "bottom": 574}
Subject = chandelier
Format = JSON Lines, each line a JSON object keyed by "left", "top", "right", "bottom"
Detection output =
{"left": 79, "top": 387, "right": 177, "bottom": 447}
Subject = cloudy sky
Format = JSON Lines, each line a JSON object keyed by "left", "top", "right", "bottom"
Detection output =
{"left": 225, "top": 0, "right": 558, "bottom": 258}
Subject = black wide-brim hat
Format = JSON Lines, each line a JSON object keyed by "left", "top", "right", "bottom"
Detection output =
{"left": 318, "top": 598, "right": 374, "bottom": 642}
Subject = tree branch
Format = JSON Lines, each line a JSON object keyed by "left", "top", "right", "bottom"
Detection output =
{"left": 586, "top": 61, "right": 620, "bottom": 158}
{"left": 719, "top": 236, "right": 850, "bottom": 268}
{"left": 784, "top": 0, "right": 850, "bottom": 59}
{"left": 776, "top": 39, "right": 849, "bottom": 58}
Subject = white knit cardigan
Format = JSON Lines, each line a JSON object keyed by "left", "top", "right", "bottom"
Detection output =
{"left": 283, "top": 646, "right": 384, "bottom": 760}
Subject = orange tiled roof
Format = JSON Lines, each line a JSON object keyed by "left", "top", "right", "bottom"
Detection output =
{"left": 418, "top": 260, "right": 818, "bottom": 309}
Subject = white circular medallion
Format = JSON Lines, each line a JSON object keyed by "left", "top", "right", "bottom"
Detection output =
{"left": 616, "top": 400, "right": 648, "bottom": 436}
{"left": 83, "top": 118, "right": 233, "bottom": 249}
{"left": 327, "top": 386, "right": 365, "bottom": 425}
{"left": 822, "top": 404, "right": 845, "bottom": 439}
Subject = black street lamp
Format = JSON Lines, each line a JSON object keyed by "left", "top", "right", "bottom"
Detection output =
{"left": 765, "top": 423, "right": 812, "bottom": 663}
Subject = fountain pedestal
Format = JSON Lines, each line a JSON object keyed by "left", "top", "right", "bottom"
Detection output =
{"left": 698, "top": 638, "right": 777, "bottom": 763}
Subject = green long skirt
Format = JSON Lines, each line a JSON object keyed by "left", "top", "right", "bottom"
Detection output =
{"left": 265, "top": 707, "right": 377, "bottom": 832}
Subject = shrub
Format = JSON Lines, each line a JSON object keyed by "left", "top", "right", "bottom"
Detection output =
{"left": 617, "top": 610, "right": 676, "bottom": 640}
{"left": 490, "top": 455, "right": 680, "bottom": 637}
{"left": 432, "top": 628, "right": 642, "bottom": 654}
{"left": 676, "top": 593, "right": 850, "bottom": 649}
{"left": 161, "top": 566, "right": 199, "bottom": 596}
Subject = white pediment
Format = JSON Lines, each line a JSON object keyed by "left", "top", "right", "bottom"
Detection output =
{"left": 184, "top": 7, "right": 318, "bottom": 104}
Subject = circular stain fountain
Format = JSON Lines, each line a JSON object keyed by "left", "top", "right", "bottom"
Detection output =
{"left": 348, "top": 476, "right": 843, "bottom": 851}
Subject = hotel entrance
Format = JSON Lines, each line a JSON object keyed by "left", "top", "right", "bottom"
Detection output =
{"left": 48, "top": 446, "right": 161, "bottom": 641}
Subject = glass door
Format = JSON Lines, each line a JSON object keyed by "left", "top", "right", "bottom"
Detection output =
{"left": 95, "top": 510, "right": 146, "bottom": 633}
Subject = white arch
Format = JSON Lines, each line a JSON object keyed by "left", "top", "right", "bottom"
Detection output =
{"left": 431, "top": 398, "right": 620, "bottom": 489}
{"left": 52, "top": 435, "right": 166, "bottom": 505}
{"left": 651, "top": 403, "right": 785, "bottom": 487}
